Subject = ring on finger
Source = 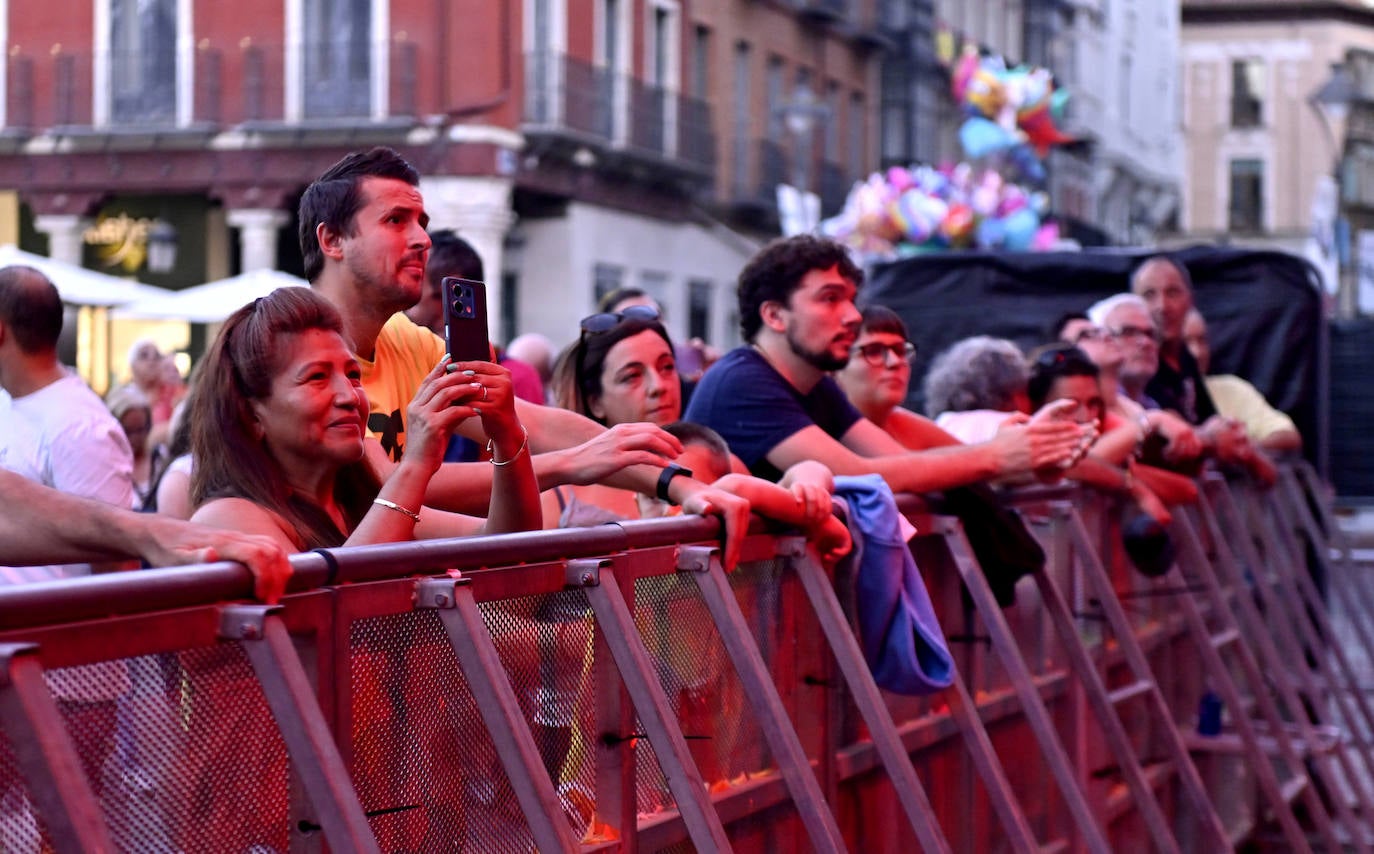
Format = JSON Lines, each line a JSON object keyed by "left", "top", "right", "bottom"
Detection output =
{"left": 481, "top": 384, "right": 489, "bottom": 402}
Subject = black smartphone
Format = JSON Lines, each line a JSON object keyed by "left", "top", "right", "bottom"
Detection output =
{"left": 442, "top": 276, "right": 491, "bottom": 363}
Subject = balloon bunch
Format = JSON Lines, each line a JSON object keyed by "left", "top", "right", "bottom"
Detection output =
{"left": 951, "top": 46, "right": 1075, "bottom": 185}
{"left": 818, "top": 45, "right": 1075, "bottom": 259}
{"left": 820, "top": 164, "right": 1061, "bottom": 257}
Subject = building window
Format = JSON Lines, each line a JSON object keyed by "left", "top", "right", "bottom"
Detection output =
{"left": 602, "top": 0, "right": 621, "bottom": 68}
{"left": 880, "top": 56, "right": 910, "bottom": 165}
{"left": 600, "top": 0, "right": 629, "bottom": 141}
{"left": 688, "top": 279, "right": 712, "bottom": 341}
{"left": 849, "top": 92, "right": 866, "bottom": 179}
{"left": 593, "top": 262, "right": 625, "bottom": 305}
{"left": 301, "top": 0, "right": 373, "bottom": 118}
{"left": 825, "top": 80, "right": 842, "bottom": 164}
{"left": 691, "top": 25, "right": 710, "bottom": 99}
{"left": 732, "top": 41, "right": 752, "bottom": 197}
{"left": 639, "top": 270, "right": 670, "bottom": 308}
{"left": 766, "top": 56, "right": 785, "bottom": 139}
{"left": 525, "top": 0, "right": 556, "bottom": 123}
{"left": 1230, "top": 59, "right": 1264, "bottom": 128}
{"left": 1228, "top": 158, "right": 1264, "bottom": 232}
{"left": 1120, "top": 53, "right": 1132, "bottom": 126}
{"left": 107, "top": 0, "right": 177, "bottom": 124}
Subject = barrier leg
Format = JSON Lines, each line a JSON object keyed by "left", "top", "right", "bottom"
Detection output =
{"left": 569, "top": 559, "right": 736, "bottom": 853}
{"left": 678, "top": 545, "right": 848, "bottom": 854}
{"left": 931, "top": 516, "right": 1113, "bottom": 854}
{"left": 1166, "top": 515, "right": 1325, "bottom": 852}
{"left": 0, "top": 643, "right": 115, "bottom": 854}
{"left": 1253, "top": 477, "right": 1374, "bottom": 827}
{"left": 1050, "top": 502, "right": 1231, "bottom": 852}
{"left": 219, "top": 606, "right": 381, "bottom": 854}
{"left": 412, "top": 578, "right": 582, "bottom": 854}
{"left": 1198, "top": 477, "right": 1374, "bottom": 848}
{"left": 783, "top": 536, "right": 961, "bottom": 854}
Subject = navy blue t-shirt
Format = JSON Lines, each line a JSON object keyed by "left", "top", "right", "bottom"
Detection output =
{"left": 684, "top": 347, "right": 862, "bottom": 481}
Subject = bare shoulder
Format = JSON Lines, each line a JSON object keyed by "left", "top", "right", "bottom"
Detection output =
{"left": 191, "top": 498, "right": 301, "bottom": 551}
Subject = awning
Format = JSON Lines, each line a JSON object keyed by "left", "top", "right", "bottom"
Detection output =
{"left": 112, "top": 269, "right": 310, "bottom": 323}
{"left": 0, "top": 244, "right": 168, "bottom": 307}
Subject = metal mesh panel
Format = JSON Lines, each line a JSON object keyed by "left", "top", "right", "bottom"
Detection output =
{"left": 349, "top": 609, "right": 540, "bottom": 852}
{"left": 633, "top": 558, "right": 783, "bottom": 810}
{"left": 0, "top": 726, "right": 49, "bottom": 851}
{"left": 479, "top": 591, "right": 599, "bottom": 841}
{"left": 28, "top": 645, "right": 293, "bottom": 853}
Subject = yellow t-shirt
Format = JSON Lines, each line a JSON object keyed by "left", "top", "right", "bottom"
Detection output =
{"left": 359, "top": 313, "right": 447, "bottom": 461}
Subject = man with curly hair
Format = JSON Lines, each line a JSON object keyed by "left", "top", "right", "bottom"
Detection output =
{"left": 684, "top": 235, "right": 1087, "bottom": 488}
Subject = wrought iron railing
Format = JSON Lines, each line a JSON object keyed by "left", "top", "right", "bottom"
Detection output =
{"left": 523, "top": 51, "right": 717, "bottom": 174}
{"left": 3, "top": 41, "right": 419, "bottom": 132}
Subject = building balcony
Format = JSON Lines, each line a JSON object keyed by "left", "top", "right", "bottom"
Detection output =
{"left": 797, "top": 0, "right": 849, "bottom": 25}
{"left": 521, "top": 51, "right": 716, "bottom": 178}
{"left": 3, "top": 41, "right": 419, "bottom": 136}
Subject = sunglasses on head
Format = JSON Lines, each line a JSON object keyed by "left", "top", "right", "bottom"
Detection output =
{"left": 579, "top": 304, "right": 661, "bottom": 335}
{"left": 1033, "top": 345, "right": 1096, "bottom": 372}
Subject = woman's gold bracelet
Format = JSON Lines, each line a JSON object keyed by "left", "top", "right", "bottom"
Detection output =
{"left": 487, "top": 426, "right": 530, "bottom": 467}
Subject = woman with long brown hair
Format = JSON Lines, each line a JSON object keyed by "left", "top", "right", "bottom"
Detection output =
{"left": 188, "top": 286, "right": 538, "bottom": 549}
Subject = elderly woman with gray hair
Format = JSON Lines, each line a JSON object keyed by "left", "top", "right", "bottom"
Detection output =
{"left": 923, "top": 336, "right": 1060, "bottom": 447}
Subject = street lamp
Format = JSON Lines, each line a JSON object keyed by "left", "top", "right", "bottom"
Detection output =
{"left": 1309, "top": 62, "right": 1358, "bottom": 316}
{"left": 776, "top": 82, "right": 831, "bottom": 235}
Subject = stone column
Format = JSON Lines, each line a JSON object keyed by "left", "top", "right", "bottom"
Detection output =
{"left": 226, "top": 208, "right": 290, "bottom": 272}
{"left": 420, "top": 175, "right": 517, "bottom": 341}
{"left": 32, "top": 214, "right": 90, "bottom": 266}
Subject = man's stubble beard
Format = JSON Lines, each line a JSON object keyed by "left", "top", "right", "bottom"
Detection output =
{"left": 786, "top": 327, "right": 850, "bottom": 373}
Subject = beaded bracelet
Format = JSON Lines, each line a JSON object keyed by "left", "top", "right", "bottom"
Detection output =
{"left": 373, "top": 497, "right": 421, "bottom": 523}
{"left": 487, "top": 426, "right": 530, "bottom": 466}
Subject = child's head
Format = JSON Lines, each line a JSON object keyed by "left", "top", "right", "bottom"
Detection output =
{"left": 662, "top": 422, "right": 732, "bottom": 483}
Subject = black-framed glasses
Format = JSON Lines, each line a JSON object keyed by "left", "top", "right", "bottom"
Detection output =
{"left": 852, "top": 340, "right": 916, "bottom": 367}
{"left": 579, "top": 304, "right": 661, "bottom": 335}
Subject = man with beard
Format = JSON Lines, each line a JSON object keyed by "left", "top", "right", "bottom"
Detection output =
{"left": 685, "top": 235, "right": 1086, "bottom": 488}
{"left": 300, "top": 147, "right": 751, "bottom": 565}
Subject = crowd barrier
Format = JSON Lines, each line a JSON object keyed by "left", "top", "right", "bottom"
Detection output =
{"left": 0, "top": 461, "right": 1366, "bottom": 853}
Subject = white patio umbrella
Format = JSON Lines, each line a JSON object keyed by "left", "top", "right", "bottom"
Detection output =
{"left": 0, "top": 244, "right": 168, "bottom": 306}
{"left": 112, "top": 269, "right": 310, "bottom": 323}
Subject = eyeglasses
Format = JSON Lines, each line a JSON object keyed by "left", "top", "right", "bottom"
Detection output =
{"left": 579, "top": 304, "right": 661, "bottom": 335}
{"left": 1108, "top": 324, "right": 1160, "bottom": 344}
{"left": 1072, "top": 326, "right": 1109, "bottom": 344}
{"left": 852, "top": 340, "right": 916, "bottom": 367}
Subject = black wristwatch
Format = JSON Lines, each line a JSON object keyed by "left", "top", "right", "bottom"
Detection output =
{"left": 656, "top": 463, "right": 694, "bottom": 503}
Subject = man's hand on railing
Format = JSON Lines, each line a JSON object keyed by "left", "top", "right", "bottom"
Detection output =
{"left": 139, "top": 517, "right": 293, "bottom": 604}
{"left": 810, "top": 514, "right": 853, "bottom": 570}
{"left": 676, "top": 482, "right": 752, "bottom": 571}
{"left": 988, "top": 410, "right": 1089, "bottom": 478}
